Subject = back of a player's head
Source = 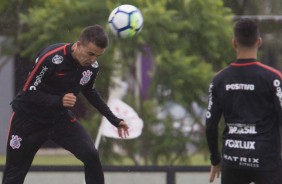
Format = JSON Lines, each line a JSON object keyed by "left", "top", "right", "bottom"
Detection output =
{"left": 234, "top": 19, "right": 260, "bottom": 47}
{"left": 79, "top": 24, "right": 109, "bottom": 48}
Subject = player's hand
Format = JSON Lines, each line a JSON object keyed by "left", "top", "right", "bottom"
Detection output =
{"left": 62, "top": 93, "right": 77, "bottom": 107}
{"left": 117, "top": 120, "right": 129, "bottom": 139}
{"left": 209, "top": 164, "right": 221, "bottom": 183}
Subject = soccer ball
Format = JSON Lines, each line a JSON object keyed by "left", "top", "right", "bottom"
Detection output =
{"left": 108, "top": 4, "right": 144, "bottom": 38}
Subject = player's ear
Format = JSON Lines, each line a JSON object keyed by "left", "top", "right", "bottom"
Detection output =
{"left": 76, "top": 41, "right": 82, "bottom": 47}
{"left": 76, "top": 41, "right": 82, "bottom": 51}
{"left": 257, "top": 37, "right": 262, "bottom": 47}
{"left": 232, "top": 38, "right": 237, "bottom": 49}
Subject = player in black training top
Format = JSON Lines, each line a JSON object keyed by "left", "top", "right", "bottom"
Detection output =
{"left": 205, "top": 19, "right": 282, "bottom": 184}
{"left": 2, "top": 25, "right": 129, "bottom": 184}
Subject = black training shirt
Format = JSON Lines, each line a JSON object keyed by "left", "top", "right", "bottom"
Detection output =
{"left": 11, "top": 43, "right": 121, "bottom": 127}
{"left": 206, "top": 59, "right": 282, "bottom": 171}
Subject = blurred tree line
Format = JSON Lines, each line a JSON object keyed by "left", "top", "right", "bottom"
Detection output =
{"left": 223, "top": 0, "right": 282, "bottom": 70}
{"left": 0, "top": 0, "right": 281, "bottom": 165}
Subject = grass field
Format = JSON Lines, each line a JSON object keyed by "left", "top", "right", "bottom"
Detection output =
{"left": 0, "top": 154, "right": 83, "bottom": 166}
{"left": 0, "top": 153, "right": 209, "bottom": 166}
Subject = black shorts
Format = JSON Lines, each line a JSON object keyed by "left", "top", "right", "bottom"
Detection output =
{"left": 221, "top": 165, "right": 282, "bottom": 184}
{"left": 3, "top": 110, "right": 104, "bottom": 184}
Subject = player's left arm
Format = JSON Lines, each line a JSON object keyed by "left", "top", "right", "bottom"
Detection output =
{"left": 81, "top": 72, "right": 124, "bottom": 128}
{"left": 82, "top": 78, "right": 129, "bottom": 138}
{"left": 271, "top": 75, "right": 282, "bottom": 126}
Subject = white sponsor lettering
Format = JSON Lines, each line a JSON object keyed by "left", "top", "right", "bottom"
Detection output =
{"left": 227, "top": 123, "right": 257, "bottom": 134}
{"left": 206, "top": 84, "right": 213, "bottom": 119}
{"left": 206, "top": 111, "right": 211, "bottom": 119}
{"left": 239, "top": 162, "right": 259, "bottom": 168}
{"left": 226, "top": 83, "right": 255, "bottom": 91}
{"left": 273, "top": 79, "right": 282, "bottom": 108}
{"left": 29, "top": 66, "right": 48, "bottom": 90}
{"left": 225, "top": 139, "right": 256, "bottom": 150}
{"left": 223, "top": 154, "right": 259, "bottom": 168}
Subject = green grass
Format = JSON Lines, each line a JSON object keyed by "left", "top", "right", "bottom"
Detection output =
{"left": 0, "top": 153, "right": 209, "bottom": 166}
{"left": 0, "top": 154, "right": 83, "bottom": 166}
{"left": 189, "top": 153, "right": 210, "bottom": 166}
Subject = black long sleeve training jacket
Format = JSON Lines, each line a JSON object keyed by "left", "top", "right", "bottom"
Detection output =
{"left": 206, "top": 59, "right": 282, "bottom": 171}
{"left": 11, "top": 43, "right": 121, "bottom": 127}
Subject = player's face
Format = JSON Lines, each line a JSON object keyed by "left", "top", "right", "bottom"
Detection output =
{"left": 76, "top": 41, "right": 105, "bottom": 66}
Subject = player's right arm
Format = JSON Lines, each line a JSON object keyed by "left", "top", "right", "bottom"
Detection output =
{"left": 205, "top": 80, "right": 223, "bottom": 183}
{"left": 209, "top": 164, "right": 221, "bottom": 183}
{"left": 20, "top": 48, "right": 64, "bottom": 108}
{"left": 205, "top": 81, "right": 222, "bottom": 166}
{"left": 62, "top": 93, "right": 76, "bottom": 107}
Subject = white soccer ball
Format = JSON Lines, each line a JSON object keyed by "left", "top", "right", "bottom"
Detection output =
{"left": 108, "top": 4, "right": 144, "bottom": 38}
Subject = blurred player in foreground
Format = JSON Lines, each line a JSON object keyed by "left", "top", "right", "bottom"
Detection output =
{"left": 205, "top": 19, "right": 282, "bottom": 184}
{"left": 2, "top": 25, "right": 129, "bottom": 184}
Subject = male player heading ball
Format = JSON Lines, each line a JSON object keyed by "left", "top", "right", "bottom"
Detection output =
{"left": 2, "top": 25, "right": 129, "bottom": 184}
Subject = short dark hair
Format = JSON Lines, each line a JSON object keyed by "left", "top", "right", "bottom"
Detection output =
{"left": 234, "top": 19, "right": 260, "bottom": 47}
{"left": 79, "top": 24, "right": 109, "bottom": 48}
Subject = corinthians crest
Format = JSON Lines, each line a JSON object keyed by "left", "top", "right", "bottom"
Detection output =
{"left": 52, "top": 54, "right": 64, "bottom": 64}
{"left": 80, "top": 70, "right": 93, "bottom": 85}
{"left": 10, "top": 135, "right": 22, "bottom": 149}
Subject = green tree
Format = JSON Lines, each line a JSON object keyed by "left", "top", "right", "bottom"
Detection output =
{"left": 223, "top": 0, "right": 282, "bottom": 69}
{"left": 223, "top": 0, "right": 282, "bottom": 15}
{"left": 143, "top": 0, "right": 232, "bottom": 164}
{"left": 102, "top": 0, "right": 234, "bottom": 165}
{"left": 0, "top": 0, "right": 43, "bottom": 71}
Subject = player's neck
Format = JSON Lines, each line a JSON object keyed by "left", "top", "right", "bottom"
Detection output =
{"left": 71, "top": 43, "right": 78, "bottom": 60}
{"left": 236, "top": 49, "right": 257, "bottom": 60}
